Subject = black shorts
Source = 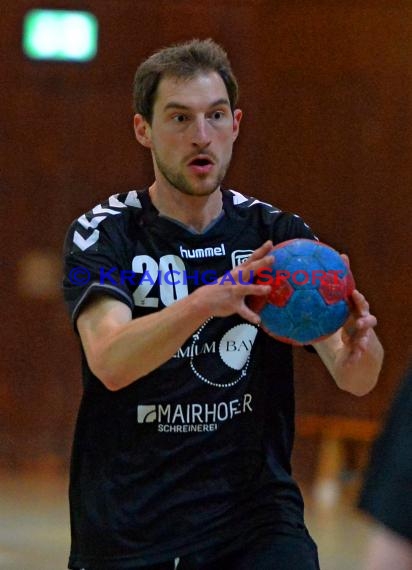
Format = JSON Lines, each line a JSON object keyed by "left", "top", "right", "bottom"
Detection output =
{"left": 81, "top": 526, "right": 320, "bottom": 570}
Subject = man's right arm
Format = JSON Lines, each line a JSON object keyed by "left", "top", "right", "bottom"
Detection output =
{"left": 77, "top": 240, "right": 274, "bottom": 391}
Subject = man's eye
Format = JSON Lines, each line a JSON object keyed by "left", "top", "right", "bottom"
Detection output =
{"left": 211, "top": 111, "right": 224, "bottom": 120}
{"left": 173, "top": 114, "right": 188, "bottom": 123}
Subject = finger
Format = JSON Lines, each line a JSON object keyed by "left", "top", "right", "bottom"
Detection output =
{"left": 248, "top": 254, "right": 275, "bottom": 272}
{"left": 236, "top": 283, "right": 271, "bottom": 297}
{"left": 346, "top": 348, "right": 363, "bottom": 365}
{"left": 344, "top": 313, "right": 376, "bottom": 342}
{"left": 237, "top": 304, "right": 262, "bottom": 325}
{"left": 243, "top": 241, "right": 273, "bottom": 264}
{"left": 340, "top": 253, "right": 350, "bottom": 268}
{"left": 350, "top": 326, "right": 369, "bottom": 344}
{"left": 234, "top": 255, "right": 274, "bottom": 284}
{"left": 239, "top": 254, "right": 274, "bottom": 271}
{"left": 343, "top": 327, "right": 369, "bottom": 360}
{"left": 355, "top": 315, "right": 377, "bottom": 330}
{"left": 345, "top": 321, "right": 374, "bottom": 356}
{"left": 254, "top": 240, "right": 274, "bottom": 257}
{"left": 348, "top": 340, "right": 368, "bottom": 363}
{"left": 350, "top": 290, "right": 370, "bottom": 317}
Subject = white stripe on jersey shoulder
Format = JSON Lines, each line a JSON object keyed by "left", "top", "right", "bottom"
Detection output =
{"left": 94, "top": 190, "right": 143, "bottom": 212}
{"left": 228, "top": 189, "right": 318, "bottom": 240}
{"left": 228, "top": 189, "right": 281, "bottom": 213}
{"left": 72, "top": 191, "right": 142, "bottom": 252}
{"left": 124, "top": 190, "right": 142, "bottom": 208}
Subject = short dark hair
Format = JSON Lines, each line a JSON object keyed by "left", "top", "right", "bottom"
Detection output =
{"left": 133, "top": 38, "right": 239, "bottom": 123}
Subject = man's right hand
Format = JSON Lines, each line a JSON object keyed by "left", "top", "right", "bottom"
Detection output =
{"left": 191, "top": 240, "right": 273, "bottom": 325}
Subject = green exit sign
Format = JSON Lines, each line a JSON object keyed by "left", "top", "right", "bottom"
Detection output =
{"left": 23, "top": 9, "right": 98, "bottom": 61}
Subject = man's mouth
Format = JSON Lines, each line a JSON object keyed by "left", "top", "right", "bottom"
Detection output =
{"left": 188, "top": 155, "right": 215, "bottom": 174}
{"left": 189, "top": 156, "right": 214, "bottom": 166}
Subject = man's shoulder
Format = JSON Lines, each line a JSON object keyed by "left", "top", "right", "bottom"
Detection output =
{"left": 223, "top": 188, "right": 316, "bottom": 242}
{"left": 224, "top": 188, "right": 282, "bottom": 214}
{"left": 65, "top": 189, "right": 147, "bottom": 253}
{"left": 74, "top": 189, "right": 145, "bottom": 226}
{"left": 223, "top": 187, "right": 298, "bottom": 225}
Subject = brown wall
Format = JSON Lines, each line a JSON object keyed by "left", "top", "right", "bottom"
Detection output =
{"left": 1, "top": 0, "right": 411, "bottom": 470}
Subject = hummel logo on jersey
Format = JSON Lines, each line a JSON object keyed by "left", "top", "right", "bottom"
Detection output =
{"left": 179, "top": 243, "right": 226, "bottom": 259}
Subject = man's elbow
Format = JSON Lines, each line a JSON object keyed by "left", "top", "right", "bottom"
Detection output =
{"left": 97, "top": 370, "right": 124, "bottom": 391}
{"left": 87, "top": 355, "right": 139, "bottom": 391}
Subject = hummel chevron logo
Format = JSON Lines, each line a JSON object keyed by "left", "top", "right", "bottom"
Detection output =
{"left": 73, "top": 230, "right": 99, "bottom": 251}
{"left": 108, "top": 195, "right": 127, "bottom": 209}
{"left": 77, "top": 214, "right": 106, "bottom": 230}
{"left": 72, "top": 192, "right": 142, "bottom": 251}
{"left": 92, "top": 204, "right": 123, "bottom": 216}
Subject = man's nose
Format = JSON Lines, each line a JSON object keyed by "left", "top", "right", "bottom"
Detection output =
{"left": 191, "top": 117, "right": 212, "bottom": 147}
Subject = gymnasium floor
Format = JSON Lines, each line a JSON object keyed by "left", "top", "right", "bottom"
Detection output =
{"left": 0, "top": 471, "right": 376, "bottom": 570}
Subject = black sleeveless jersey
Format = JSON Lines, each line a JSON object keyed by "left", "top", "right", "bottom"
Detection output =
{"left": 63, "top": 188, "right": 317, "bottom": 569}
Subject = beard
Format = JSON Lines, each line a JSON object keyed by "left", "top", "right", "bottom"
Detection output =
{"left": 153, "top": 148, "right": 232, "bottom": 197}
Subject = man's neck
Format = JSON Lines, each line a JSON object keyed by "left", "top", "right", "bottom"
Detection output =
{"left": 148, "top": 183, "right": 223, "bottom": 233}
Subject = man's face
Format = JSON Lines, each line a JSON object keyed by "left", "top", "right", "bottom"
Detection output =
{"left": 137, "top": 72, "right": 242, "bottom": 197}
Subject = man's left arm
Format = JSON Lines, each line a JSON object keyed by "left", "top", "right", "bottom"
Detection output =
{"left": 314, "top": 287, "right": 384, "bottom": 397}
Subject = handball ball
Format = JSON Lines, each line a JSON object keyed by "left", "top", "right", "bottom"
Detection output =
{"left": 249, "top": 239, "right": 355, "bottom": 345}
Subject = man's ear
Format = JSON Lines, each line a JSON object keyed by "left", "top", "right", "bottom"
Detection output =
{"left": 232, "top": 108, "right": 242, "bottom": 142}
{"left": 133, "top": 114, "right": 152, "bottom": 149}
